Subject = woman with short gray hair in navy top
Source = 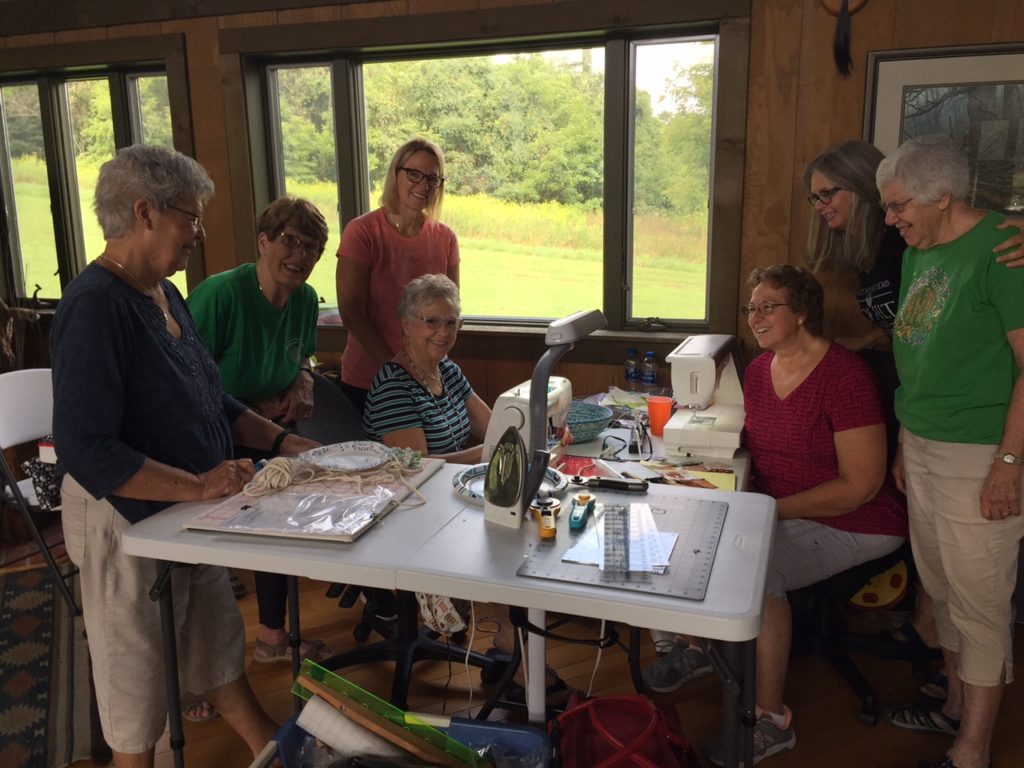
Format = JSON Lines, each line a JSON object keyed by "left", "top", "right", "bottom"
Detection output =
{"left": 51, "top": 144, "right": 317, "bottom": 766}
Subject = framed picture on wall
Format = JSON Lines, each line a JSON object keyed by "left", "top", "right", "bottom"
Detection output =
{"left": 864, "top": 44, "right": 1024, "bottom": 213}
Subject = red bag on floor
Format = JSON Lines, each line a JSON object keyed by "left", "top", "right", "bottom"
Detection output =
{"left": 552, "top": 694, "right": 698, "bottom": 768}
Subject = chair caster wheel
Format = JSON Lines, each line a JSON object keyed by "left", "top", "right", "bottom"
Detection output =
{"left": 478, "top": 648, "right": 512, "bottom": 685}
{"left": 353, "top": 624, "right": 371, "bottom": 642}
{"left": 858, "top": 709, "right": 879, "bottom": 726}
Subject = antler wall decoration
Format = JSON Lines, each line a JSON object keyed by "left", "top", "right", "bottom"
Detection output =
{"left": 820, "top": 0, "right": 870, "bottom": 77}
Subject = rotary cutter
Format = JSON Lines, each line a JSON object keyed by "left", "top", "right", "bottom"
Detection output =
{"left": 569, "top": 491, "right": 596, "bottom": 531}
{"left": 529, "top": 494, "right": 560, "bottom": 540}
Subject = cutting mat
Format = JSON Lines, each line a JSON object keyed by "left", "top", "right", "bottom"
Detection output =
{"left": 516, "top": 491, "right": 728, "bottom": 600}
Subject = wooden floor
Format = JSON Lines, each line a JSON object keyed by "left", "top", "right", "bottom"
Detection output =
{"left": 70, "top": 571, "right": 1024, "bottom": 768}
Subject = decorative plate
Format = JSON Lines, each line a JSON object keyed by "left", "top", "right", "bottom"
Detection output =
{"left": 453, "top": 462, "right": 568, "bottom": 506}
{"left": 298, "top": 441, "right": 392, "bottom": 472}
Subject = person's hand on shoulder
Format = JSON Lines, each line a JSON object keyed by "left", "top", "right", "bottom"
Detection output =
{"left": 994, "top": 217, "right": 1024, "bottom": 268}
{"left": 196, "top": 459, "right": 255, "bottom": 500}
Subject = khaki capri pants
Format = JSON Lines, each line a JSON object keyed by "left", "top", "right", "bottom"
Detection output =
{"left": 901, "top": 428, "right": 1024, "bottom": 687}
{"left": 62, "top": 474, "right": 245, "bottom": 753}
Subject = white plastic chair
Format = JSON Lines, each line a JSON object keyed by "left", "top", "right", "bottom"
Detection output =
{"left": 0, "top": 368, "right": 80, "bottom": 614}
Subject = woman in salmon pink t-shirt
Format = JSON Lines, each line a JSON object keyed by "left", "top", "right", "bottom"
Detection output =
{"left": 335, "top": 137, "right": 460, "bottom": 412}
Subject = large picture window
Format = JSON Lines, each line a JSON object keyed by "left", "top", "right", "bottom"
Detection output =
{"left": 245, "top": 19, "right": 745, "bottom": 332}
{"left": 0, "top": 36, "right": 189, "bottom": 305}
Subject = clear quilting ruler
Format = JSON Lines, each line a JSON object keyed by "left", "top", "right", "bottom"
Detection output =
{"left": 601, "top": 504, "right": 629, "bottom": 576}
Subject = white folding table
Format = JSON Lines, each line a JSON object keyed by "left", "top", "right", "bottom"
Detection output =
{"left": 123, "top": 462, "right": 775, "bottom": 768}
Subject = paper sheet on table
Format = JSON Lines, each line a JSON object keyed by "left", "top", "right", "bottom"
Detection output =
{"left": 615, "top": 461, "right": 662, "bottom": 480}
{"left": 563, "top": 504, "right": 676, "bottom": 573}
{"left": 601, "top": 386, "right": 651, "bottom": 410}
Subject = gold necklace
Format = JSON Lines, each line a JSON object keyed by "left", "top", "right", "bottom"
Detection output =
{"left": 386, "top": 211, "right": 422, "bottom": 236}
{"left": 97, "top": 255, "right": 169, "bottom": 320}
{"left": 403, "top": 349, "right": 441, "bottom": 384}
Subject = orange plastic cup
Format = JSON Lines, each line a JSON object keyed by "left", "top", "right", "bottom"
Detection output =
{"left": 647, "top": 395, "right": 674, "bottom": 437}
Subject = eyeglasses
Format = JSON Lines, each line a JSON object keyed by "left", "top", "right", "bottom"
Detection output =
{"left": 418, "top": 315, "right": 463, "bottom": 330}
{"left": 880, "top": 197, "right": 914, "bottom": 214}
{"left": 741, "top": 301, "right": 790, "bottom": 318}
{"left": 165, "top": 203, "right": 204, "bottom": 233}
{"left": 399, "top": 167, "right": 445, "bottom": 189}
{"left": 807, "top": 186, "right": 843, "bottom": 206}
{"left": 277, "top": 231, "right": 323, "bottom": 259}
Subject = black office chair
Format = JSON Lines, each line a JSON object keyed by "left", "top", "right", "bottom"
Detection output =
{"left": 788, "top": 541, "right": 940, "bottom": 724}
{"left": 293, "top": 372, "right": 503, "bottom": 707}
{"left": 293, "top": 371, "right": 367, "bottom": 445}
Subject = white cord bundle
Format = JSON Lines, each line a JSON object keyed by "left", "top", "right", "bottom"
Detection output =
{"left": 242, "top": 455, "right": 427, "bottom": 507}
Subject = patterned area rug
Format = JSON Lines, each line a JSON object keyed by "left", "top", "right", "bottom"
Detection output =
{"left": 0, "top": 568, "right": 98, "bottom": 767}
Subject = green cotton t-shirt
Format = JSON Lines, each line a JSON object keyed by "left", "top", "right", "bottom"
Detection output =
{"left": 893, "top": 211, "right": 1024, "bottom": 444}
{"left": 186, "top": 263, "right": 319, "bottom": 406}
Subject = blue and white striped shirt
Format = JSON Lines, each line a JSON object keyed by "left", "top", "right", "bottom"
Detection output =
{"left": 363, "top": 359, "right": 473, "bottom": 454}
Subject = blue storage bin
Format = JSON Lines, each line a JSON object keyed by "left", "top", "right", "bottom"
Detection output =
{"left": 259, "top": 711, "right": 551, "bottom": 767}
{"left": 444, "top": 718, "right": 551, "bottom": 767}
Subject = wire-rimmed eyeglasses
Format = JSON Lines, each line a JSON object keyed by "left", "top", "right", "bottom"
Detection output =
{"left": 418, "top": 315, "right": 463, "bottom": 331}
{"left": 880, "top": 197, "right": 914, "bottom": 215}
{"left": 740, "top": 301, "right": 790, "bottom": 318}
{"left": 165, "top": 203, "right": 204, "bottom": 233}
{"left": 277, "top": 231, "right": 324, "bottom": 259}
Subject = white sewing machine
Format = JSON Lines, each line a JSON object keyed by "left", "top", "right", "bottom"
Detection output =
{"left": 481, "top": 376, "right": 572, "bottom": 465}
{"left": 662, "top": 334, "right": 744, "bottom": 458}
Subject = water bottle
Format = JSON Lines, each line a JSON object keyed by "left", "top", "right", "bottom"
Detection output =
{"left": 639, "top": 351, "right": 659, "bottom": 392}
{"left": 624, "top": 347, "right": 640, "bottom": 391}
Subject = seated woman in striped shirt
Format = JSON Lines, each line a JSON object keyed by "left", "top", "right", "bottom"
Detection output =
{"left": 363, "top": 273, "right": 490, "bottom": 463}
{"left": 362, "top": 275, "right": 574, "bottom": 710}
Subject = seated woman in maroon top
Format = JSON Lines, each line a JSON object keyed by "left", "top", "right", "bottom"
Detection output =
{"left": 705, "top": 265, "right": 907, "bottom": 766}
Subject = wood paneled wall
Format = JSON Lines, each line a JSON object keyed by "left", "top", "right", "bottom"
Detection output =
{"left": 3, "top": 0, "right": 1022, "bottom": 401}
{"left": 742, "top": 0, "right": 1024, "bottom": 344}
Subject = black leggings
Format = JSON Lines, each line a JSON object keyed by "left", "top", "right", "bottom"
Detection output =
{"left": 233, "top": 443, "right": 292, "bottom": 631}
{"left": 254, "top": 571, "right": 289, "bottom": 630}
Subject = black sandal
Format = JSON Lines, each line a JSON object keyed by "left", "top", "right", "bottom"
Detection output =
{"left": 918, "top": 756, "right": 994, "bottom": 768}
{"left": 890, "top": 701, "right": 959, "bottom": 735}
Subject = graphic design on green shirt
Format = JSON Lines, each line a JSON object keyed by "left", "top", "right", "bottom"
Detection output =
{"left": 893, "top": 266, "right": 951, "bottom": 347}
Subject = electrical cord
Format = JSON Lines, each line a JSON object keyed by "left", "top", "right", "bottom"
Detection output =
{"left": 585, "top": 619, "right": 606, "bottom": 697}
{"left": 508, "top": 608, "right": 619, "bottom": 649}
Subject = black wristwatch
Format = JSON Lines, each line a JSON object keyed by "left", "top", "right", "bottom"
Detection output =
{"left": 271, "top": 428, "right": 292, "bottom": 455}
{"left": 999, "top": 452, "right": 1024, "bottom": 466}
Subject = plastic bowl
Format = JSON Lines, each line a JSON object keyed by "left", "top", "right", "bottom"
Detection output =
{"left": 567, "top": 401, "right": 614, "bottom": 443}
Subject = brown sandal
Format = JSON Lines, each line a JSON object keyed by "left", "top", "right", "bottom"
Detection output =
{"left": 181, "top": 694, "right": 219, "bottom": 723}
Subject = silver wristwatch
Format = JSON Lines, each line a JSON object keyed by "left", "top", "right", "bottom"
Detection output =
{"left": 1000, "top": 452, "right": 1024, "bottom": 466}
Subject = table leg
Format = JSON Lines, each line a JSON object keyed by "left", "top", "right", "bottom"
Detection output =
{"left": 149, "top": 561, "right": 186, "bottom": 768}
{"left": 526, "top": 607, "right": 545, "bottom": 723}
{"left": 628, "top": 626, "right": 647, "bottom": 693}
{"left": 722, "top": 641, "right": 740, "bottom": 768}
{"left": 287, "top": 575, "right": 302, "bottom": 714}
{"left": 742, "top": 639, "right": 756, "bottom": 768}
